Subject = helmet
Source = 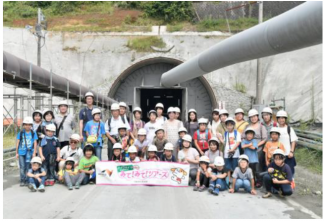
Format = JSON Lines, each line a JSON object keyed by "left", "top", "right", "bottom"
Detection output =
{"left": 262, "top": 107, "right": 273, "bottom": 115}
{"left": 118, "top": 123, "right": 127, "bottom": 130}
{"left": 111, "top": 103, "right": 120, "bottom": 111}
{"left": 188, "top": 109, "right": 197, "bottom": 114}
{"left": 148, "top": 145, "right": 157, "bottom": 152}
{"left": 270, "top": 127, "right": 281, "bottom": 135}
{"left": 225, "top": 117, "right": 236, "bottom": 125}
{"left": 23, "top": 117, "right": 33, "bottom": 125}
{"left": 113, "top": 143, "right": 122, "bottom": 149}
{"left": 30, "top": 157, "right": 42, "bottom": 165}
{"left": 83, "top": 144, "right": 94, "bottom": 155}
{"left": 32, "top": 110, "right": 42, "bottom": 118}
{"left": 85, "top": 92, "right": 94, "bottom": 98}
{"left": 248, "top": 109, "right": 259, "bottom": 118}
{"left": 43, "top": 109, "right": 54, "bottom": 119}
{"left": 198, "top": 118, "right": 208, "bottom": 124}
{"left": 155, "top": 103, "right": 164, "bottom": 109}
{"left": 182, "top": 134, "right": 192, "bottom": 143}
{"left": 148, "top": 110, "right": 157, "bottom": 116}
{"left": 92, "top": 108, "right": 101, "bottom": 116}
{"left": 138, "top": 128, "right": 147, "bottom": 136}
{"left": 128, "top": 145, "right": 137, "bottom": 153}
{"left": 214, "top": 156, "right": 225, "bottom": 166}
{"left": 174, "top": 107, "right": 181, "bottom": 113}
{"left": 167, "top": 107, "right": 175, "bottom": 113}
{"left": 219, "top": 109, "right": 229, "bottom": 116}
{"left": 119, "top": 102, "right": 127, "bottom": 108}
{"left": 199, "top": 156, "right": 210, "bottom": 164}
{"left": 58, "top": 100, "right": 69, "bottom": 107}
{"left": 276, "top": 110, "right": 288, "bottom": 118}
{"left": 65, "top": 157, "right": 75, "bottom": 164}
{"left": 235, "top": 108, "right": 245, "bottom": 115}
{"left": 238, "top": 154, "right": 249, "bottom": 163}
{"left": 133, "top": 107, "right": 142, "bottom": 114}
{"left": 212, "top": 108, "right": 219, "bottom": 114}
{"left": 208, "top": 137, "right": 220, "bottom": 145}
{"left": 178, "top": 127, "right": 187, "bottom": 134}
{"left": 164, "top": 143, "right": 174, "bottom": 151}
{"left": 245, "top": 127, "right": 255, "bottom": 135}
{"left": 70, "top": 134, "right": 80, "bottom": 141}
{"left": 273, "top": 149, "right": 285, "bottom": 157}
{"left": 155, "top": 127, "right": 164, "bottom": 134}
{"left": 45, "top": 124, "right": 56, "bottom": 132}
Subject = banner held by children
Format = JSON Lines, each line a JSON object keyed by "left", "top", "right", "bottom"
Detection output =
{"left": 96, "top": 161, "right": 190, "bottom": 187}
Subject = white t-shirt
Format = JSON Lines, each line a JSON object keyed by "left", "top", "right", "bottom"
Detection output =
{"left": 208, "top": 120, "right": 220, "bottom": 137}
{"left": 60, "top": 145, "right": 84, "bottom": 164}
{"left": 105, "top": 116, "right": 131, "bottom": 136}
{"left": 278, "top": 126, "right": 298, "bottom": 155}
{"left": 156, "top": 116, "right": 167, "bottom": 127}
{"left": 144, "top": 121, "right": 160, "bottom": 145}
{"left": 224, "top": 131, "right": 241, "bottom": 159}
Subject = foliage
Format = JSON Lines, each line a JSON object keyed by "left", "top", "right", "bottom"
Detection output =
{"left": 197, "top": 17, "right": 258, "bottom": 32}
{"left": 127, "top": 36, "right": 166, "bottom": 52}
{"left": 295, "top": 147, "right": 322, "bottom": 174}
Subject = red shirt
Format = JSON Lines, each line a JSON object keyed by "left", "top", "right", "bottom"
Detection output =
{"left": 193, "top": 130, "right": 212, "bottom": 151}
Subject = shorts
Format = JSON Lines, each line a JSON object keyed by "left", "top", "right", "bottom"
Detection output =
{"left": 225, "top": 158, "right": 239, "bottom": 171}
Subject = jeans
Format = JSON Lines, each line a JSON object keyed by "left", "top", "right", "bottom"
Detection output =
{"left": 209, "top": 178, "right": 227, "bottom": 191}
{"left": 29, "top": 176, "right": 46, "bottom": 187}
{"left": 81, "top": 173, "right": 96, "bottom": 185}
{"left": 263, "top": 173, "right": 293, "bottom": 196}
{"left": 225, "top": 158, "right": 238, "bottom": 171}
{"left": 43, "top": 154, "right": 57, "bottom": 180}
{"left": 64, "top": 171, "right": 85, "bottom": 186}
{"left": 94, "top": 146, "right": 102, "bottom": 161}
{"left": 235, "top": 179, "right": 251, "bottom": 193}
{"left": 19, "top": 155, "right": 29, "bottom": 183}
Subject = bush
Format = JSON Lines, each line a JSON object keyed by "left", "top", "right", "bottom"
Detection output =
{"left": 127, "top": 36, "right": 166, "bottom": 52}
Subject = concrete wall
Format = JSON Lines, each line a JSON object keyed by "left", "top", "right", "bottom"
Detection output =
{"left": 3, "top": 27, "right": 322, "bottom": 122}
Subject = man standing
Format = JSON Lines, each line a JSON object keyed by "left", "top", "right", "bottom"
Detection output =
{"left": 79, "top": 92, "right": 95, "bottom": 148}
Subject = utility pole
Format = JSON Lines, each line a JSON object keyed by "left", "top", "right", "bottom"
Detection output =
{"left": 256, "top": 2, "right": 263, "bottom": 104}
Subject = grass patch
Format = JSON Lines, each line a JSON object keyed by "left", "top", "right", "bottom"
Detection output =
{"left": 197, "top": 17, "right": 258, "bottom": 32}
{"left": 233, "top": 82, "right": 246, "bottom": 93}
{"left": 3, "top": 133, "right": 16, "bottom": 149}
{"left": 295, "top": 147, "right": 322, "bottom": 175}
{"left": 167, "top": 23, "right": 183, "bottom": 32}
{"left": 62, "top": 46, "right": 79, "bottom": 52}
{"left": 127, "top": 36, "right": 166, "bottom": 52}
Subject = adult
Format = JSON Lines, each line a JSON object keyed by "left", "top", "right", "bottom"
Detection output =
{"left": 79, "top": 92, "right": 95, "bottom": 147}
{"left": 55, "top": 100, "right": 75, "bottom": 149}
{"left": 208, "top": 109, "right": 221, "bottom": 137}
{"left": 155, "top": 103, "right": 167, "bottom": 127}
{"left": 60, "top": 134, "right": 83, "bottom": 166}
{"left": 261, "top": 107, "right": 278, "bottom": 140}
{"left": 183, "top": 109, "right": 199, "bottom": 138}
{"left": 129, "top": 107, "right": 145, "bottom": 140}
{"left": 215, "top": 109, "right": 229, "bottom": 153}
{"left": 174, "top": 107, "right": 181, "bottom": 121}
{"left": 163, "top": 107, "right": 184, "bottom": 157}
{"left": 119, "top": 102, "right": 130, "bottom": 128}
{"left": 276, "top": 110, "right": 298, "bottom": 176}
{"left": 234, "top": 108, "right": 249, "bottom": 134}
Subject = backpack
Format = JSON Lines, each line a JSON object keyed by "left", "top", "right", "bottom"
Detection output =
{"left": 197, "top": 129, "right": 209, "bottom": 149}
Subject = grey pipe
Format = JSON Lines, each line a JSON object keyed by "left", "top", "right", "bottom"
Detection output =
{"left": 161, "top": 1, "right": 322, "bottom": 87}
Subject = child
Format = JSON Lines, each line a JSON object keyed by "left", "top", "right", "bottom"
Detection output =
{"left": 84, "top": 108, "right": 106, "bottom": 160}
{"left": 78, "top": 144, "right": 99, "bottom": 185}
{"left": 152, "top": 127, "right": 168, "bottom": 159}
{"left": 264, "top": 127, "right": 286, "bottom": 167}
{"left": 193, "top": 118, "right": 212, "bottom": 156}
{"left": 176, "top": 127, "right": 187, "bottom": 151}
{"left": 205, "top": 137, "right": 223, "bottom": 168}
{"left": 39, "top": 124, "right": 60, "bottom": 186}
{"left": 58, "top": 157, "right": 85, "bottom": 190}
{"left": 127, "top": 146, "right": 140, "bottom": 162}
{"left": 32, "top": 110, "right": 43, "bottom": 144}
{"left": 111, "top": 143, "right": 125, "bottom": 162}
{"left": 208, "top": 156, "right": 228, "bottom": 195}
{"left": 208, "top": 109, "right": 220, "bottom": 137}
{"left": 161, "top": 143, "right": 177, "bottom": 162}
{"left": 229, "top": 154, "right": 256, "bottom": 195}
{"left": 144, "top": 110, "right": 160, "bottom": 145}
{"left": 193, "top": 156, "right": 210, "bottom": 192}
{"left": 134, "top": 128, "right": 150, "bottom": 160}
{"left": 130, "top": 107, "right": 145, "bottom": 140}
{"left": 16, "top": 117, "right": 38, "bottom": 186}
{"left": 263, "top": 149, "right": 293, "bottom": 198}
{"left": 219, "top": 117, "right": 241, "bottom": 183}
{"left": 115, "top": 123, "right": 131, "bottom": 153}
{"left": 40, "top": 109, "right": 57, "bottom": 138}
{"left": 147, "top": 145, "right": 160, "bottom": 161}
{"left": 27, "top": 156, "right": 46, "bottom": 192}
{"left": 241, "top": 127, "right": 259, "bottom": 187}
{"left": 216, "top": 109, "right": 229, "bottom": 153}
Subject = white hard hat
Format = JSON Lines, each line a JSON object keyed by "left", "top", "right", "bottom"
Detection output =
{"left": 178, "top": 127, "right": 188, "bottom": 133}
{"left": 58, "top": 100, "right": 69, "bottom": 107}
{"left": 30, "top": 157, "right": 42, "bottom": 165}
{"left": 23, "top": 117, "right": 33, "bottom": 125}
{"left": 214, "top": 156, "right": 225, "bottom": 166}
{"left": 148, "top": 110, "right": 157, "bottom": 116}
{"left": 85, "top": 92, "right": 94, "bottom": 98}
{"left": 70, "top": 134, "right": 80, "bottom": 141}
{"left": 92, "top": 108, "right": 101, "bottom": 116}
{"left": 128, "top": 145, "right": 138, "bottom": 153}
{"left": 174, "top": 107, "right": 181, "bottom": 113}
{"left": 133, "top": 107, "right": 142, "bottom": 113}
{"left": 65, "top": 157, "right": 75, "bottom": 164}
{"left": 32, "top": 110, "right": 42, "bottom": 117}
{"left": 235, "top": 108, "right": 245, "bottom": 115}
{"left": 113, "top": 143, "right": 122, "bottom": 149}
{"left": 148, "top": 145, "right": 158, "bottom": 152}
{"left": 208, "top": 137, "right": 220, "bottom": 144}
{"left": 164, "top": 143, "right": 174, "bottom": 151}
{"left": 155, "top": 127, "right": 164, "bottom": 134}
{"left": 199, "top": 156, "right": 210, "bottom": 163}
{"left": 238, "top": 154, "right": 249, "bottom": 163}
{"left": 119, "top": 102, "right": 127, "bottom": 108}
{"left": 270, "top": 127, "right": 281, "bottom": 135}
{"left": 111, "top": 103, "right": 120, "bottom": 111}
{"left": 138, "top": 128, "right": 147, "bottom": 136}
{"left": 45, "top": 124, "right": 56, "bottom": 132}
{"left": 213, "top": 108, "right": 219, "bottom": 113}
{"left": 188, "top": 109, "right": 197, "bottom": 114}
{"left": 262, "top": 107, "right": 273, "bottom": 115}
{"left": 155, "top": 103, "right": 164, "bottom": 109}
{"left": 167, "top": 107, "right": 175, "bottom": 113}
{"left": 225, "top": 117, "right": 236, "bottom": 125}
{"left": 118, "top": 123, "right": 127, "bottom": 130}
{"left": 276, "top": 110, "right": 288, "bottom": 118}
{"left": 248, "top": 109, "right": 259, "bottom": 118}
{"left": 273, "top": 149, "right": 285, "bottom": 157}
{"left": 245, "top": 127, "right": 255, "bottom": 135}
{"left": 198, "top": 118, "right": 208, "bottom": 124}
{"left": 182, "top": 134, "right": 192, "bottom": 143}
{"left": 43, "top": 109, "right": 54, "bottom": 118}
{"left": 219, "top": 109, "right": 229, "bottom": 116}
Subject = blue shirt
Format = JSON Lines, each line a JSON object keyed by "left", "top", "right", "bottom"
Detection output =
{"left": 84, "top": 120, "right": 106, "bottom": 147}
{"left": 28, "top": 167, "right": 46, "bottom": 176}
{"left": 16, "top": 130, "right": 38, "bottom": 156}
{"left": 241, "top": 139, "right": 259, "bottom": 163}
{"left": 41, "top": 137, "right": 60, "bottom": 158}
{"left": 79, "top": 107, "right": 94, "bottom": 130}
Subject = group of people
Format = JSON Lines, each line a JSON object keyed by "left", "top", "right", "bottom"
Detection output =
{"left": 16, "top": 91, "right": 298, "bottom": 198}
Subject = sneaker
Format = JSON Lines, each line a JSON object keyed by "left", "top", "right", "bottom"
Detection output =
{"left": 263, "top": 192, "right": 272, "bottom": 198}
{"left": 49, "top": 180, "right": 55, "bottom": 186}
{"left": 28, "top": 184, "right": 37, "bottom": 192}
{"left": 193, "top": 186, "right": 199, "bottom": 191}
{"left": 75, "top": 183, "right": 80, "bottom": 189}
{"left": 198, "top": 185, "right": 207, "bottom": 192}
{"left": 38, "top": 184, "right": 45, "bottom": 192}
{"left": 89, "top": 180, "right": 95, "bottom": 185}
{"left": 20, "top": 182, "right": 25, "bottom": 187}
{"left": 68, "top": 185, "right": 73, "bottom": 190}
{"left": 208, "top": 186, "right": 214, "bottom": 194}
{"left": 44, "top": 180, "right": 50, "bottom": 186}
{"left": 278, "top": 189, "right": 285, "bottom": 198}
{"left": 213, "top": 188, "right": 220, "bottom": 195}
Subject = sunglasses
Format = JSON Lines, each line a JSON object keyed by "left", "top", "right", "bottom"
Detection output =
{"left": 70, "top": 141, "right": 78, "bottom": 144}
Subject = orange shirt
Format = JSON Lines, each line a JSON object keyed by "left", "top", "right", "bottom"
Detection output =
{"left": 263, "top": 141, "right": 285, "bottom": 165}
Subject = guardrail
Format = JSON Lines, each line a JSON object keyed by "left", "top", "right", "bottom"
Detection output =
{"left": 294, "top": 128, "right": 322, "bottom": 152}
